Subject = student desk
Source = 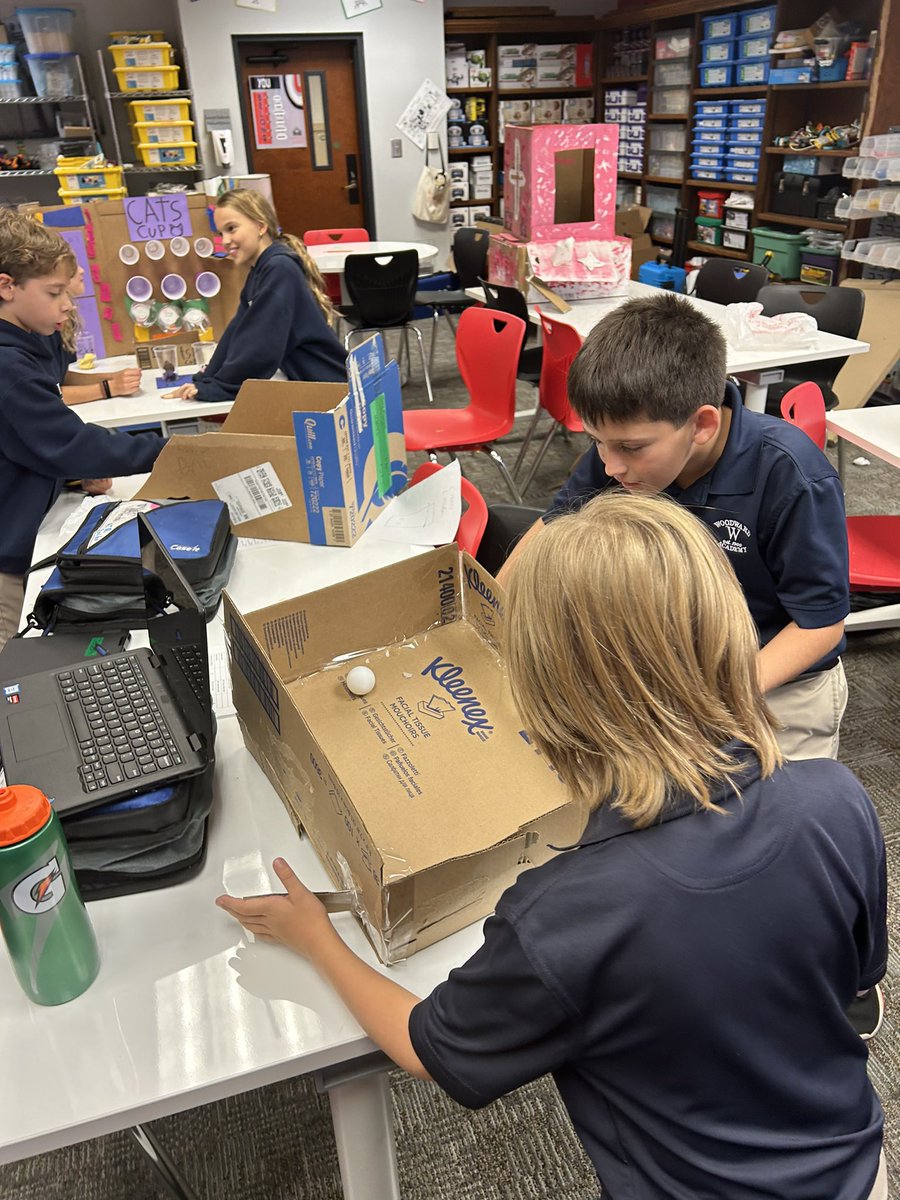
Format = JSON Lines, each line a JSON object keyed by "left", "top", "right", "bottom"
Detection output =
{"left": 307, "top": 240, "right": 440, "bottom": 276}
{"left": 826, "top": 405, "right": 900, "bottom": 632}
{"left": 69, "top": 356, "right": 233, "bottom": 434}
{"left": 465, "top": 282, "right": 870, "bottom": 414}
{"left": 0, "top": 482, "right": 483, "bottom": 1200}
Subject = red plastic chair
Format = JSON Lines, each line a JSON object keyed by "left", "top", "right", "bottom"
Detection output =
{"left": 403, "top": 306, "right": 527, "bottom": 503}
{"left": 780, "top": 382, "right": 900, "bottom": 593}
{"left": 409, "top": 461, "right": 489, "bottom": 557}
{"left": 514, "top": 312, "right": 584, "bottom": 497}
{"left": 303, "top": 227, "right": 370, "bottom": 305}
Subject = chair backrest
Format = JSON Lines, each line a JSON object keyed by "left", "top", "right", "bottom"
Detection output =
{"left": 452, "top": 227, "right": 491, "bottom": 289}
{"left": 344, "top": 249, "right": 419, "bottom": 328}
{"left": 479, "top": 277, "right": 534, "bottom": 345}
{"left": 693, "top": 258, "right": 769, "bottom": 305}
{"left": 537, "top": 312, "right": 583, "bottom": 430}
{"left": 780, "top": 382, "right": 827, "bottom": 450}
{"left": 757, "top": 284, "right": 865, "bottom": 404}
{"left": 455, "top": 305, "right": 526, "bottom": 427}
{"left": 303, "top": 228, "right": 370, "bottom": 245}
{"left": 409, "top": 462, "right": 489, "bottom": 556}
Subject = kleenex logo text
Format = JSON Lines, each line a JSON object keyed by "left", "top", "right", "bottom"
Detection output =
{"left": 464, "top": 564, "right": 503, "bottom": 618}
{"left": 421, "top": 656, "right": 494, "bottom": 740}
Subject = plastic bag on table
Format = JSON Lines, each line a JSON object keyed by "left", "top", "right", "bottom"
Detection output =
{"left": 723, "top": 301, "right": 819, "bottom": 350}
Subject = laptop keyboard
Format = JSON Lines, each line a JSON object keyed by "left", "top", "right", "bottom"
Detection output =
{"left": 172, "top": 644, "right": 208, "bottom": 702}
{"left": 56, "top": 658, "right": 184, "bottom": 794}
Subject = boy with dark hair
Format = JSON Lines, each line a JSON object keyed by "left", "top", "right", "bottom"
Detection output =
{"left": 0, "top": 214, "right": 165, "bottom": 646}
{"left": 498, "top": 291, "right": 850, "bottom": 760}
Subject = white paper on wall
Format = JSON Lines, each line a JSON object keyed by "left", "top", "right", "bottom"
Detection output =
{"left": 396, "top": 78, "right": 451, "bottom": 150}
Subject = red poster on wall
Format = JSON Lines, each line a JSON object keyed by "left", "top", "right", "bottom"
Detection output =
{"left": 249, "top": 75, "right": 308, "bottom": 150}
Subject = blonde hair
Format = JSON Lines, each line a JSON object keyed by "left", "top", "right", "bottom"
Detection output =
{"left": 215, "top": 189, "right": 334, "bottom": 321}
{"left": 0, "top": 209, "right": 76, "bottom": 286}
{"left": 505, "top": 493, "right": 782, "bottom": 828}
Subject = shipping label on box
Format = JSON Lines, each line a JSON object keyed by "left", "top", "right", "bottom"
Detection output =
{"left": 224, "top": 547, "right": 584, "bottom": 963}
{"left": 136, "top": 336, "right": 406, "bottom": 547}
{"left": 503, "top": 123, "right": 618, "bottom": 241}
{"left": 488, "top": 229, "right": 631, "bottom": 301}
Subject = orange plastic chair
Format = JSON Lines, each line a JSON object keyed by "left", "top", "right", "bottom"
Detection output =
{"left": 410, "top": 461, "right": 488, "bottom": 557}
{"left": 303, "top": 227, "right": 370, "bottom": 305}
{"left": 403, "top": 306, "right": 527, "bottom": 503}
{"left": 514, "top": 312, "right": 584, "bottom": 497}
{"left": 780, "top": 382, "right": 900, "bottom": 593}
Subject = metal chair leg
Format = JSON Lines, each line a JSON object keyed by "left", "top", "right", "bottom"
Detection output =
{"left": 129, "top": 1125, "right": 200, "bottom": 1200}
{"left": 488, "top": 446, "right": 524, "bottom": 504}
{"left": 428, "top": 310, "right": 441, "bottom": 374}
{"left": 512, "top": 406, "right": 545, "bottom": 479}
{"left": 520, "top": 421, "right": 561, "bottom": 496}
{"left": 408, "top": 323, "right": 435, "bottom": 404}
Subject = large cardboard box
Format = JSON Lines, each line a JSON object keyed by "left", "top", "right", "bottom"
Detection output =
{"left": 615, "top": 204, "right": 655, "bottom": 280}
{"left": 224, "top": 548, "right": 584, "bottom": 963}
{"left": 503, "top": 123, "right": 618, "bottom": 242}
{"left": 136, "top": 336, "right": 406, "bottom": 546}
{"left": 488, "top": 228, "right": 631, "bottom": 302}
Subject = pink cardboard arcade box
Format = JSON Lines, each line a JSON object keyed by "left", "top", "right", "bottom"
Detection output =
{"left": 503, "top": 122, "right": 619, "bottom": 242}
{"left": 488, "top": 229, "right": 631, "bottom": 303}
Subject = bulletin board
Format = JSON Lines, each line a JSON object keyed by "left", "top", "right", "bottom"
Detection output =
{"left": 39, "top": 194, "right": 245, "bottom": 360}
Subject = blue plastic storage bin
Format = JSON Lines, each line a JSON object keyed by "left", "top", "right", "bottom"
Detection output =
{"left": 694, "top": 100, "right": 731, "bottom": 115}
{"left": 737, "top": 32, "right": 770, "bottom": 58}
{"left": 729, "top": 130, "right": 763, "bottom": 144}
{"left": 768, "top": 65, "right": 815, "bottom": 84}
{"left": 725, "top": 168, "right": 758, "bottom": 183}
{"left": 730, "top": 116, "right": 765, "bottom": 130}
{"left": 694, "top": 117, "right": 729, "bottom": 131}
{"left": 728, "top": 154, "right": 761, "bottom": 171}
{"left": 638, "top": 260, "right": 687, "bottom": 292}
{"left": 819, "top": 58, "right": 848, "bottom": 81}
{"left": 734, "top": 57, "right": 770, "bottom": 84}
{"left": 699, "top": 39, "right": 734, "bottom": 63}
{"left": 691, "top": 151, "right": 727, "bottom": 169}
{"left": 692, "top": 130, "right": 729, "bottom": 145}
{"left": 731, "top": 99, "right": 766, "bottom": 115}
{"left": 701, "top": 12, "right": 738, "bottom": 40}
{"left": 699, "top": 61, "right": 734, "bottom": 87}
{"left": 740, "top": 5, "right": 776, "bottom": 35}
{"left": 691, "top": 166, "right": 725, "bottom": 180}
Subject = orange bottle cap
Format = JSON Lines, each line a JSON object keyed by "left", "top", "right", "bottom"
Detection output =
{"left": 0, "top": 785, "right": 51, "bottom": 847}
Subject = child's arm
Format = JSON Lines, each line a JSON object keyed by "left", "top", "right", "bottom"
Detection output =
{"left": 216, "top": 858, "right": 431, "bottom": 1079}
{"left": 757, "top": 620, "right": 845, "bottom": 693}
{"left": 62, "top": 367, "right": 143, "bottom": 406}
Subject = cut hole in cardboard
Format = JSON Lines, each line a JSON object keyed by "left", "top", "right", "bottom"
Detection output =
{"left": 554, "top": 148, "right": 595, "bottom": 225}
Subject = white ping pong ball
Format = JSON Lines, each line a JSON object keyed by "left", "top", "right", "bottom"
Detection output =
{"left": 346, "top": 666, "right": 376, "bottom": 696}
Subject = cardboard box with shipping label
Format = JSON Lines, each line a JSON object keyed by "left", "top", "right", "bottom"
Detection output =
{"left": 224, "top": 548, "right": 584, "bottom": 963}
{"left": 136, "top": 335, "right": 407, "bottom": 546}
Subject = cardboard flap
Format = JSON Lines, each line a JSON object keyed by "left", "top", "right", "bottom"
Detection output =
{"left": 615, "top": 204, "right": 653, "bottom": 238}
{"left": 224, "top": 380, "right": 348, "bottom": 435}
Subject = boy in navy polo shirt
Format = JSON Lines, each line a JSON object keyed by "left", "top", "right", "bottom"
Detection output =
{"left": 498, "top": 292, "right": 850, "bottom": 761}
{"left": 217, "top": 494, "right": 887, "bottom": 1200}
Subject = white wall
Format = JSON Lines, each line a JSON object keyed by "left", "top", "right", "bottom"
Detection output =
{"left": 176, "top": 0, "right": 449, "bottom": 253}
{"left": 445, "top": 0, "right": 614, "bottom": 14}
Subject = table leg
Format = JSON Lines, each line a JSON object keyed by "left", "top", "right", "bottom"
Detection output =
{"left": 837, "top": 436, "right": 848, "bottom": 483}
{"left": 316, "top": 1052, "right": 401, "bottom": 1200}
{"left": 741, "top": 380, "right": 768, "bottom": 414}
{"left": 129, "top": 1124, "right": 200, "bottom": 1200}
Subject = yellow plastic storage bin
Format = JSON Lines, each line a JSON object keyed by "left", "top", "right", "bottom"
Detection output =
{"left": 58, "top": 186, "right": 128, "bottom": 206}
{"left": 113, "top": 63, "right": 180, "bottom": 91}
{"left": 108, "top": 30, "right": 165, "bottom": 42}
{"left": 109, "top": 42, "right": 173, "bottom": 69}
{"left": 136, "top": 140, "right": 197, "bottom": 166}
{"left": 128, "top": 97, "right": 190, "bottom": 124}
{"left": 133, "top": 119, "right": 194, "bottom": 145}
{"left": 54, "top": 157, "right": 123, "bottom": 192}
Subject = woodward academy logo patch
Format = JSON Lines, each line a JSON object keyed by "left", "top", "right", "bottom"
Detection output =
{"left": 713, "top": 518, "right": 751, "bottom": 555}
{"left": 13, "top": 857, "right": 66, "bottom": 915}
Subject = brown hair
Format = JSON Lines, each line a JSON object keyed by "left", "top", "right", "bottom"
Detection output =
{"left": 0, "top": 209, "right": 76, "bottom": 287}
{"left": 215, "top": 189, "right": 334, "bottom": 321}
{"left": 567, "top": 292, "right": 727, "bottom": 428}
{"left": 504, "top": 492, "right": 781, "bottom": 827}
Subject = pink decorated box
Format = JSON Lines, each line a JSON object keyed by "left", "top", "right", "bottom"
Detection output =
{"left": 503, "top": 123, "right": 619, "bottom": 242}
{"left": 488, "top": 230, "right": 631, "bottom": 302}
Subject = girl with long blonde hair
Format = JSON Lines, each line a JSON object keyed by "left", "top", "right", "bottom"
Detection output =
{"left": 165, "top": 188, "right": 345, "bottom": 403}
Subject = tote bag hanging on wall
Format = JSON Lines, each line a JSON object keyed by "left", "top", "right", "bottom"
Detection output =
{"left": 412, "top": 141, "right": 449, "bottom": 225}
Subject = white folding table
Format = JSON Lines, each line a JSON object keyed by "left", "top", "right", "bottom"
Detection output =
{"left": 68, "top": 356, "right": 233, "bottom": 434}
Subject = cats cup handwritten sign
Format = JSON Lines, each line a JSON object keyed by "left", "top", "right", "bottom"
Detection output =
{"left": 124, "top": 194, "right": 191, "bottom": 244}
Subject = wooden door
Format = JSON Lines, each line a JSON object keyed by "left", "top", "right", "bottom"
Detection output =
{"left": 235, "top": 38, "right": 369, "bottom": 240}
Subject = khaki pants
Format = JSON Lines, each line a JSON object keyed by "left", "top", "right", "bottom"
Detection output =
{"left": 0, "top": 572, "right": 24, "bottom": 650}
{"left": 765, "top": 660, "right": 848, "bottom": 761}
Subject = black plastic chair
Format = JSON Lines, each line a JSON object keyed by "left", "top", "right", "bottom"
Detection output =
{"left": 339, "top": 248, "right": 434, "bottom": 404}
{"left": 479, "top": 277, "right": 543, "bottom": 385}
{"left": 757, "top": 284, "right": 865, "bottom": 412}
{"left": 414, "top": 227, "right": 491, "bottom": 369}
{"left": 693, "top": 258, "right": 770, "bottom": 305}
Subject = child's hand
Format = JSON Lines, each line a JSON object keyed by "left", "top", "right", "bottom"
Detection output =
{"left": 162, "top": 384, "right": 199, "bottom": 401}
{"left": 82, "top": 478, "right": 112, "bottom": 495}
{"left": 216, "top": 858, "right": 334, "bottom": 958}
{"left": 110, "top": 367, "right": 142, "bottom": 396}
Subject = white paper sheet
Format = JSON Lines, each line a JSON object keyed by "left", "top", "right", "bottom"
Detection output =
{"left": 208, "top": 648, "right": 236, "bottom": 717}
{"left": 365, "top": 460, "right": 462, "bottom": 546}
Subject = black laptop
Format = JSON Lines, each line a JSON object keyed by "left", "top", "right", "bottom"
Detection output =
{"left": 0, "top": 515, "right": 214, "bottom": 816}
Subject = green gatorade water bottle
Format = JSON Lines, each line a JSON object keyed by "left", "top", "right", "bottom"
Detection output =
{"left": 0, "top": 785, "right": 100, "bottom": 1005}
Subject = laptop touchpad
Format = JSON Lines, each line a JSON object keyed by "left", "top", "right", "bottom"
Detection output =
{"left": 9, "top": 706, "right": 68, "bottom": 759}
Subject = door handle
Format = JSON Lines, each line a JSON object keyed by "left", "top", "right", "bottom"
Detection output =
{"left": 344, "top": 153, "right": 359, "bottom": 204}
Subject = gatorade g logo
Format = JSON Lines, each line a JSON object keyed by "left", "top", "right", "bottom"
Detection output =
{"left": 13, "top": 858, "right": 66, "bottom": 915}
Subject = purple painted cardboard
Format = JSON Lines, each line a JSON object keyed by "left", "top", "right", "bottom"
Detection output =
{"left": 59, "top": 229, "right": 93, "bottom": 295}
{"left": 124, "top": 194, "right": 191, "bottom": 243}
{"left": 74, "top": 296, "right": 106, "bottom": 359}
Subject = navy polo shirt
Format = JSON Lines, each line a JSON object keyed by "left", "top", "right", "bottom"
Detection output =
{"left": 547, "top": 384, "right": 850, "bottom": 669}
{"left": 409, "top": 752, "right": 886, "bottom": 1200}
